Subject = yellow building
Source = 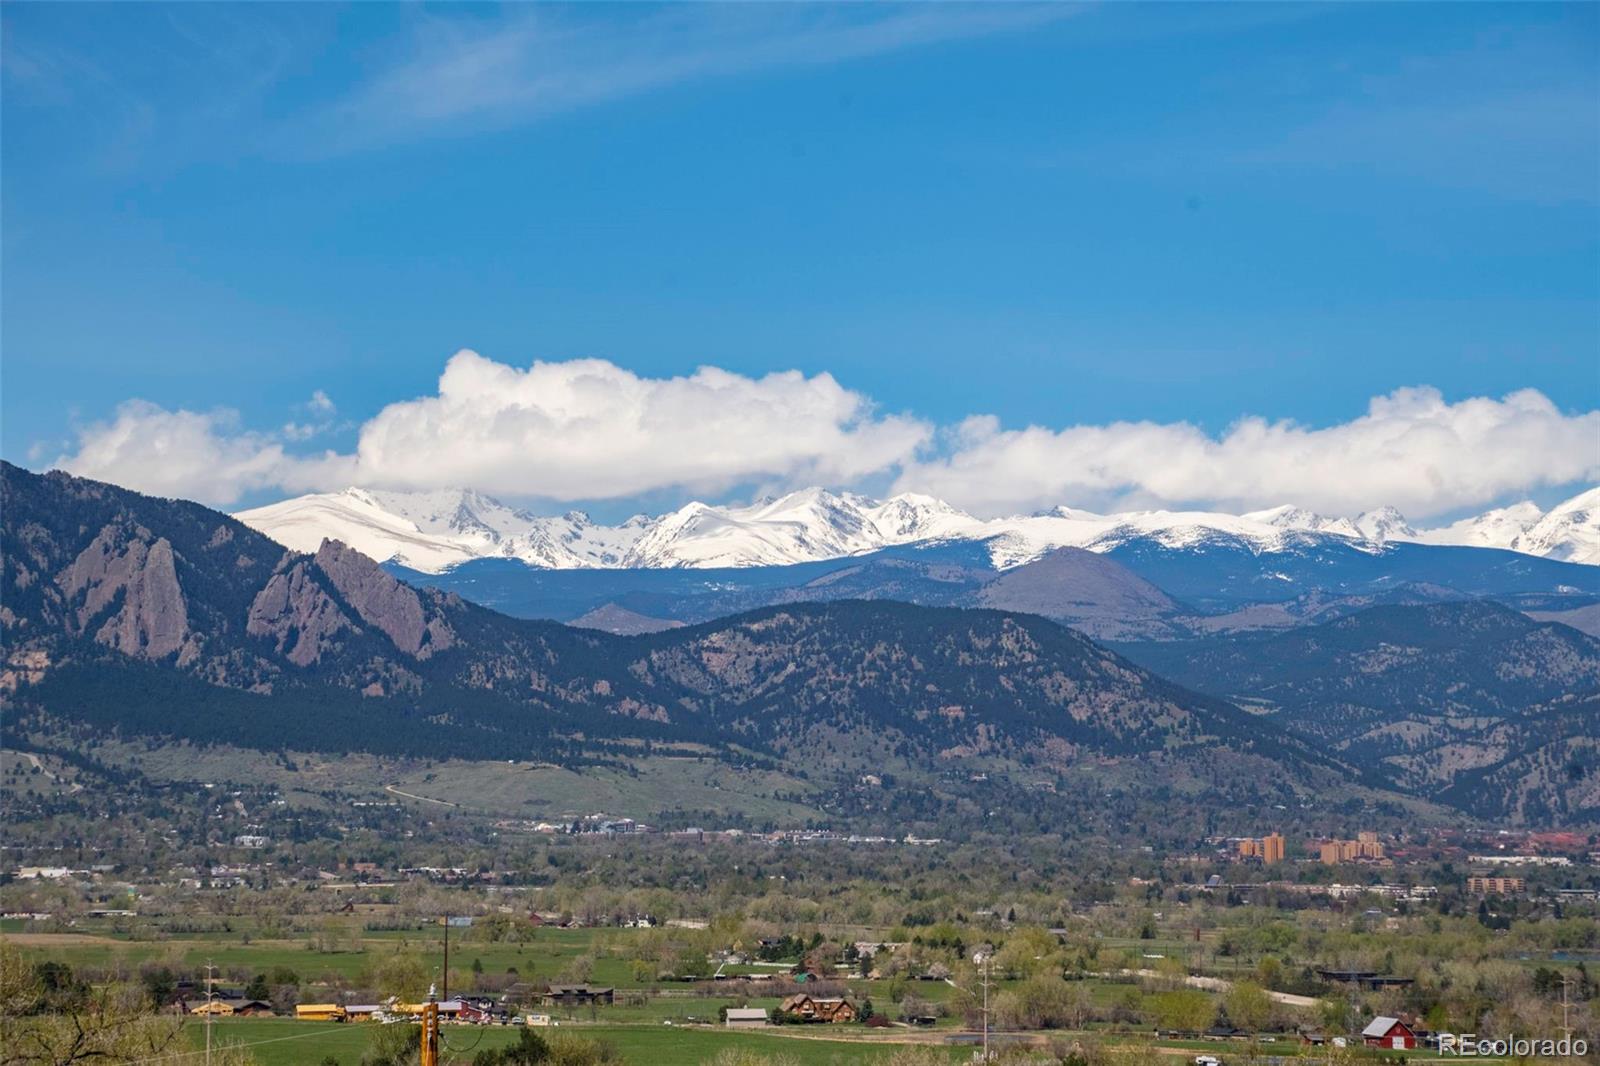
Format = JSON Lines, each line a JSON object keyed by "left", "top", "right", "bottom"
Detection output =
{"left": 295, "top": 1004, "right": 347, "bottom": 1022}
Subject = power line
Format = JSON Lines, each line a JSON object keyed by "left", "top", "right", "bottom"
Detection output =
{"left": 120, "top": 1024, "right": 356, "bottom": 1065}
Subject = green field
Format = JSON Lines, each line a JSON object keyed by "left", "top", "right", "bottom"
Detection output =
{"left": 186, "top": 1019, "right": 967, "bottom": 1066}
{"left": 178, "top": 1019, "right": 1527, "bottom": 1066}
{"left": 66, "top": 739, "right": 827, "bottom": 822}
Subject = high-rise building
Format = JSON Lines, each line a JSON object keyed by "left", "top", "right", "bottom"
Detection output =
{"left": 1237, "top": 833, "right": 1285, "bottom": 864}
{"left": 1319, "top": 833, "right": 1385, "bottom": 865}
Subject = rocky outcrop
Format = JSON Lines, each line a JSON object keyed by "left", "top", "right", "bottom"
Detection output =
{"left": 312, "top": 540, "right": 455, "bottom": 659}
{"left": 976, "top": 547, "right": 1186, "bottom": 641}
{"left": 56, "top": 524, "right": 189, "bottom": 659}
{"left": 247, "top": 559, "right": 355, "bottom": 666}
{"left": 570, "top": 603, "right": 684, "bottom": 635}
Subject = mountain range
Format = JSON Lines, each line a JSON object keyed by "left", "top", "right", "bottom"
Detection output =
{"left": 5, "top": 460, "right": 1597, "bottom": 825}
{"left": 1114, "top": 603, "right": 1600, "bottom": 823}
{"left": 235, "top": 485, "right": 1600, "bottom": 574}
{"left": 0, "top": 462, "right": 1314, "bottom": 777}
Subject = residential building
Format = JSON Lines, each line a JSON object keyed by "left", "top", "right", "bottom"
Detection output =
{"left": 542, "top": 985, "right": 614, "bottom": 1006}
{"left": 1467, "top": 875, "right": 1526, "bottom": 895}
{"left": 778, "top": 994, "right": 857, "bottom": 1023}
{"left": 1319, "top": 834, "right": 1385, "bottom": 864}
{"left": 1237, "top": 833, "right": 1286, "bottom": 864}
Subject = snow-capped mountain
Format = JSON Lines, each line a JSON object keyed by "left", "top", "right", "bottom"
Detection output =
{"left": 1514, "top": 487, "right": 1600, "bottom": 564}
{"left": 1353, "top": 506, "right": 1417, "bottom": 544}
{"left": 234, "top": 485, "right": 1600, "bottom": 573}
{"left": 1406, "top": 501, "right": 1542, "bottom": 552}
{"left": 234, "top": 488, "right": 654, "bottom": 573}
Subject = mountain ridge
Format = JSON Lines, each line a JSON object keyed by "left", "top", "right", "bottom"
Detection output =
{"left": 0, "top": 461, "right": 1324, "bottom": 779}
{"left": 1112, "top": 602, "right": 1600, "bottom": 822}
{"left": 234, "top": 483, "right": 1600, "bottom": 574}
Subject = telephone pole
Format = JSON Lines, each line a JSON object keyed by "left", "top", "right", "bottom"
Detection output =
{"left": 972, "top": 949, "right": 992, "bottom": 1062}
{"left": 420, "top": 986, "right": 440, "bottom": 1066}
{"left": 205, "top": 960, "right": 215, "bottom": 1066}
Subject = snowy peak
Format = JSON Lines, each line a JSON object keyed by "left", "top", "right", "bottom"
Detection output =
{"left": 1354, "top": 506, "right": 1418, "bottom": 544}
{"left": 1517, "top": 487, "right": 1600, "bottom": 564}
{"left": 235, "top": 484, "right": 1600, "bottom": 573}
{"left": 1243, "top": 505, "right": 1362, "bottom": 539}
{"left": 236, "top": 487, "right": 653, "bottom": 572}
{"left": 1412, "top": 500, "right": 1542, "bottom": 552}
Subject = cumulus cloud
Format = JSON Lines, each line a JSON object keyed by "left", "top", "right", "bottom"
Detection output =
{"left": 893, "top": 386, "right": 1600, "bottom": 518}
{"left": 56, "top": 401, "right": 353, "bottom": 506}
{"left": 282, "top": 389, "right": 338, "bottom": 441}
{"left": 348, "top": 352, "right": 929, "bottom": 498}
{"left": 50, "top": 359, "right": 1597, "bottom": 519}
{"left": 53, "top": 354, "right": 930, "bottom": 506}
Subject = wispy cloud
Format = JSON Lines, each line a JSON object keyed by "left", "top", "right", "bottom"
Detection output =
{"left": 2, "top": 3, "right": 328, "bottom": 173}
{"left": 1020, "top": 21, "right": 1599, "bottom": 205}
{"left": 275, "top": 4, "right": 1080, "bottom": 156}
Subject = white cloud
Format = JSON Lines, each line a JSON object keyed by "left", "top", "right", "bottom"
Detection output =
{"left": 893, "top": 386, "right": 1600, "bottom": 518}
{"left": 282, "top": 390, "right": 338, "bottom": 441}
{"left": 56, "top": 401, "right": 353, "bottom": 506}
{"left": 51, "top": 362, "right": 1597, "bottom": 520}
{"left": 348, "top": 351, "right": 929, "bottom": 499}
{"left": 53, "top": 353, "right": 929, "bottom": 506}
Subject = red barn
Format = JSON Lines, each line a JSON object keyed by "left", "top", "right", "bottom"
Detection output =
{"left": 1362, "top": 1016, "right": 1417, "bottom": 1049}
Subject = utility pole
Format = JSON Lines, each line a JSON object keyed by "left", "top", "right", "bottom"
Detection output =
{"left": 205, "top": 960, "right": 215, "bottom": 1066}
{"left": 443, "top": 917, "right": 450, "bottom": 1004}
{"left": 420, "top": 988, "right": 440, "bottom": 1066}
{"left": 972, "top": 950, "right": 992, "bottom": 1062}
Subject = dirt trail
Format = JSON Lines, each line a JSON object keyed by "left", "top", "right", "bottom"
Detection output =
{"left": 16, "top": 751, "right": 84, "bottom": 793}
{"left": 384, "top": 783, "right": 458, "bottom": 807}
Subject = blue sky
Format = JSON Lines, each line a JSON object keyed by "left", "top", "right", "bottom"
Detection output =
{"left": 3, "top": 2, "right": 1596, "bottom": 520}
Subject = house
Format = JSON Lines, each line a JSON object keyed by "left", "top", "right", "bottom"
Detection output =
{"left": 296, "top": 1004, "right": 348, "bottom": 1022}
{"left": 542, "top": 985, "right": 614, "bottom": 1006}
{"left": 725, "top": 1007, "right": 769, "bottom": 1028}
{"left": 344, "top": 1004, "right": 383, "bottom": 1022}
{"left": 458, "top": 1001, "right": 495, "bottom": 1024}
{"left": 1362, "top": 1016, "right": 1418, "bottom": 1049}
{"left": 1317, "top": 969, "right": 1414, "bottom": 991}
{"left": 778, "top": 994, "right": 857, "bottom": 1023}
{"left": 190, "top": 998, "right": 273, "bottom": 1017}
{"left": 502, "top": 981, "right": 541, "bottom": 1005}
